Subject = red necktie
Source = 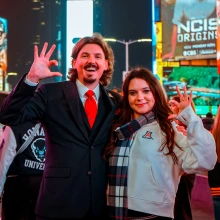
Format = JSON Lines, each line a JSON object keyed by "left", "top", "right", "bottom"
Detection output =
{"left": 85, "top": 90, "right": 97, "bottom": 128}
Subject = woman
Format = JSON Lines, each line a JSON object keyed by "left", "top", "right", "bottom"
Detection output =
{"left": 104, "top": 68, "right": 216, "bottom": 220}
{"left": 208, "top": 106, "right": 220, "bottom": 220}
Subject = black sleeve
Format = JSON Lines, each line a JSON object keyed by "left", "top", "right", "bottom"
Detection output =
{"left": 106, "top": 89, "right": 122, "bottom": 109}
{"left": 0, "top": 74, "right": 45, "bottom": 126}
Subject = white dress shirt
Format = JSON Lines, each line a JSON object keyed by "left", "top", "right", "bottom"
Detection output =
{"left": 25, "top": 77, "right": 100, "bottom": 105}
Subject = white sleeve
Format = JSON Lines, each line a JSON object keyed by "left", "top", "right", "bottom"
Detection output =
{"left": 0, "top": 126, "right": 17, "bottom": 194}
{"left": 24, "top": 76, "right": 39, "bottom": 86}
{"left": 174, "top": 106, "right": 217, "bottom": 173}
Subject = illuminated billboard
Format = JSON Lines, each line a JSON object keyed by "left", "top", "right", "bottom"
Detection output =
{"left": 163, "top": 66, "right": 220, "bottom": 115}
{"left": 156, "top": 22, "right": 163, "bottom": 83}
{"left": 217, "top": 0, "right": 220, "bottom": 73}
{"left": 161, "top": 0, "right": 217, "bottom": 61}
{"left": 0, "top": 17, "right": 7, "bottom": 91}
{"left": 66, "top": 0, "right": 93, "bottom": 79}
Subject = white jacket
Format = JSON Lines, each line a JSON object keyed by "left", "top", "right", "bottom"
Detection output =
{"left": 0, "top": 126, "right": 17, "bottom": 195}
{"left": 127, "top": 106, "right": 216, "bottom": 218}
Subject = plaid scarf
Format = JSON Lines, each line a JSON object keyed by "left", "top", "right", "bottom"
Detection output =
{"left": 107, "top": 111, "right": 155, "bottom": 220}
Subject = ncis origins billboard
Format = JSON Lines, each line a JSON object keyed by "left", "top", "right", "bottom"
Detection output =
{"left": 161, "top": 0, "right": 217, "bottom": 61}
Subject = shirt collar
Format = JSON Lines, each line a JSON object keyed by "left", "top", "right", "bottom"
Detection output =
{"left": 76, "top": 79, "right": 100, "bottom": 100}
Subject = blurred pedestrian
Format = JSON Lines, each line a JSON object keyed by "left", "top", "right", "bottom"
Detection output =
{"left": 202, "top": 112, "right": 215, "bottom": 131}
{"left": 0, "top": 122, "right": 45, "bottom": 220}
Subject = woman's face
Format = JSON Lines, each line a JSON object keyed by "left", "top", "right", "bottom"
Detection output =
{"left": 128, "top": 78, "right": 155, "bottom": 120}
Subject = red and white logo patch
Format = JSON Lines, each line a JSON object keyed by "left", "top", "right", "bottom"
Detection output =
{"left": 142, "top": 131, "right": 153, "bottom": 139}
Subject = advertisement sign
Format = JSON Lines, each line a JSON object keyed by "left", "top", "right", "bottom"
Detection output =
{"left": 163, "top": 66, "right": 220, "bottom": 115}
{"left": 217, "top": 0, "right": 220, "bottom": 73}
{"left": 0, "top": 17, "right": 7, "bottom": 91}
{"left": 161, "top": 0, "right": 217, "bottom": 61}
{"left": 156, "top": 22, "right": 163, "bottom": 82}
{"left": 66, "top": 0, "right": 93, "bottom": 79}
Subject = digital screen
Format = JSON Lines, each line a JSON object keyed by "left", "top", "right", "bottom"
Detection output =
{"left": 0, "top": 17, "right": 7, "bottom": 91}
{"left": 161, "top": 0, "right": 217, "bottom": 61}
{"left": 163, "top": 66, "right": 220, "bottom": 115}
{"left": 66, "top": 0, "right": 93, "bottom": 79}
{"left": 217, "top": 0, "right": 220, "bottom": 73}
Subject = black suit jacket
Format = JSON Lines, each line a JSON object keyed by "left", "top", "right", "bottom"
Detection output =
{"left": 0, "top": 75, "right": 121, "bottom": 218}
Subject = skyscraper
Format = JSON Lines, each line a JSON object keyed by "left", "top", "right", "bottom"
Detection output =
{"left": 0, "top": 0, "right": 66, "bottom": 89}
{"left": 93, "top": 0, "right": 152, "bottom": 90}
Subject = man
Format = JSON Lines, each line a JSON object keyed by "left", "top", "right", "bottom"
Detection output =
{"left": 0, "top": 33, "right": 121, "bottom": 220}
{"left": 0, "top": 122, "right": 45, "bottom": 220}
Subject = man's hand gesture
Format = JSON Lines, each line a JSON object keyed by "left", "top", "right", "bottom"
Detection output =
{"left": 27, "top": 42, "right": 62, "bottom": 83}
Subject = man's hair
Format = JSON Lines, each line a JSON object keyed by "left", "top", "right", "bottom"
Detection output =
{"left": 206, "top": 112, "right": 213, "bottom": 118}
{"left": 67, "top": 33, "right": 114, "bottom": 86}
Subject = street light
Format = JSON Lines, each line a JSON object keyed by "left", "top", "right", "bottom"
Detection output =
{"left": 104, "top": 38, "right": 152, "bottom": 72}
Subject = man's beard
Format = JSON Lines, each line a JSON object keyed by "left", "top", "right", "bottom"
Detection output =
{"left": 83, "top": 77, "right": 97, "bottom": 84}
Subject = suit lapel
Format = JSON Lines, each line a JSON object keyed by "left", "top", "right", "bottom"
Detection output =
{"left": 79, "top": 100, "right": 91, "bottom": 130}
{"left": 91, "top": 85, "right": 117, "bottom": 144}
{"left": 62, "top": 81, "right": 90, "bottom": 143}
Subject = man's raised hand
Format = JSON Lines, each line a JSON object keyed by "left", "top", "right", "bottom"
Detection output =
{"left": 27, "top": 43, "right": 62, "bottom": 83}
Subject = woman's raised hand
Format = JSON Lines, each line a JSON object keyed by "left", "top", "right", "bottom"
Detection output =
{"left": 168, "top": 86, "right": 192, "bottom": 119}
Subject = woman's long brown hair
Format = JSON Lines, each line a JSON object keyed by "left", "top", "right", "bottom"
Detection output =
{"left": 212, "top": 106, "right": 220, "bottom": 162}
{"left": 103, "top": 68, "right": 180, "bottom": 163}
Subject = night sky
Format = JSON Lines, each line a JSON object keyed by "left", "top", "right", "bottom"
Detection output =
{"left": 97, "top": 0, "right": 153, "bottom": 90}
{"left": 0, "top": 0, "right": 152, "bottom": 90}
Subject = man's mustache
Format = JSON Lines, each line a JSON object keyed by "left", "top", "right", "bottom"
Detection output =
{"left": 84, "top": 63, "right": 98, "bottom": 69}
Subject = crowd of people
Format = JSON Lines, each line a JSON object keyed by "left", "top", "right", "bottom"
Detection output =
{"left": 0, "top": 33, "right": 219, "bottom": 220}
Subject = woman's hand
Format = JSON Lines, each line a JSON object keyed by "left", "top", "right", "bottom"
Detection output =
{"left": 168, "top": 86, "right": 192, "bottom": 116}
{"left": 176, "top": 125, "right": 187, "bottom": 136}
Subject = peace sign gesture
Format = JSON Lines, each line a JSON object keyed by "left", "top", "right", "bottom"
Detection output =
{"left": 27, "top": 42, "right": 62, "bottom": 83}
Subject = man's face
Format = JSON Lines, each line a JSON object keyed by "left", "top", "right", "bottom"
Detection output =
{"left": 0, "top": 28, "right": 6, "bottom": 46}
{"left": 73, "top": 43, "right": 108, "bottom": 89}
